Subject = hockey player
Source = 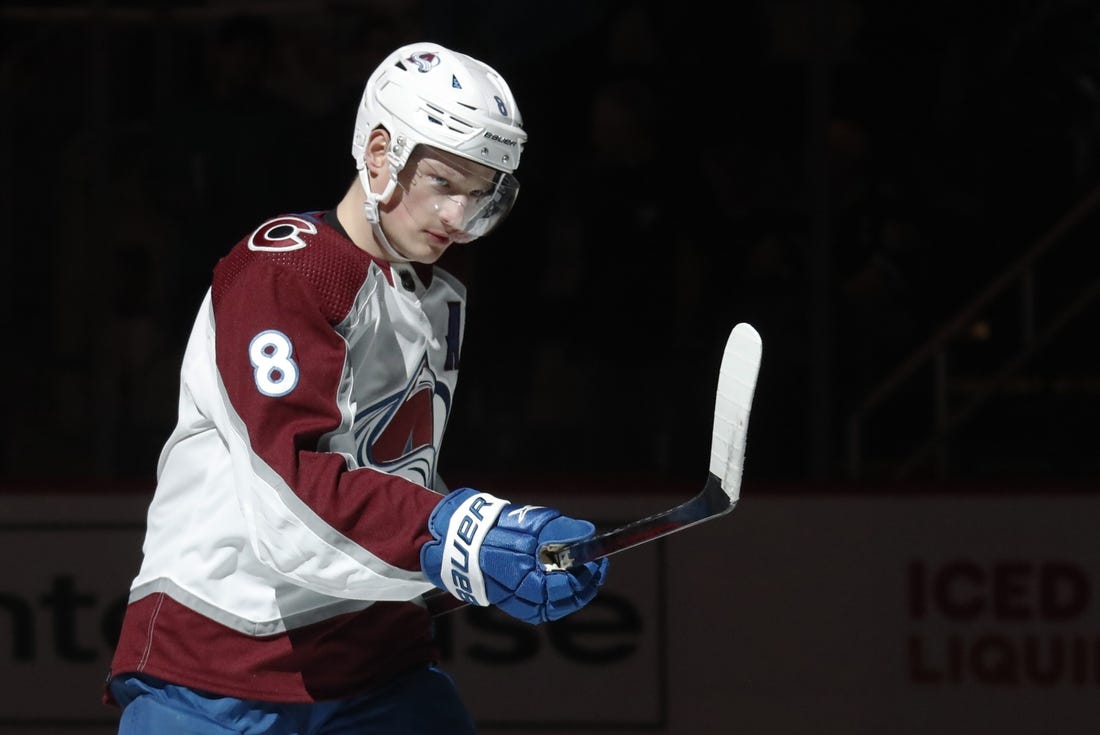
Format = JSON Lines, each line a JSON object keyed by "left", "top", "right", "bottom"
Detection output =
{"left": 105, "top": 42, "right": 609, "bottom": 734}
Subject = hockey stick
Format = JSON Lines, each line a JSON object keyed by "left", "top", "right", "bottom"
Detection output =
{"left": 425, "top": 322, "right": 762, "bottom": 617}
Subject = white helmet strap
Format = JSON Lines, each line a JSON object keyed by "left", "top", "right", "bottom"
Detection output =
{"left": 356, "top": 156, "right": 409, "bottom": 263}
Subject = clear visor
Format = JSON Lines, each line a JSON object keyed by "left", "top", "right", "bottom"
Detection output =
{"left": 399, "top": 152, "right": 520, "bottom": 243}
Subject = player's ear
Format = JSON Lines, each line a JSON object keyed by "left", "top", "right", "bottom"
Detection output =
{"left": 365, "top": 128, "right": 390, "bottom": 178}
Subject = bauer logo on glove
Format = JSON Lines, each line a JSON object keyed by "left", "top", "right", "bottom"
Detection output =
{"left": 421, "top": 488, "right": 609, "bottom": 623}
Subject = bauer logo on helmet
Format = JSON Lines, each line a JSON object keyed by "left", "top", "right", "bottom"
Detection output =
{"left": 483, "top": 131, "right": 517, "bottom": 147}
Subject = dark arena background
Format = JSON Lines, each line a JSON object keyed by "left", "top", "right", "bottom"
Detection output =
{"left": 2, "top": 2, "right": 1099, "bottom": 733}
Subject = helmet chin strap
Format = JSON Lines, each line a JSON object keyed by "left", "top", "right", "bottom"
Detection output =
{"left": 356, "top": 164, "right": 410, "bottom": 263}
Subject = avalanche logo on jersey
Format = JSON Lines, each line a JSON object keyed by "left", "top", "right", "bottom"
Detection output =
{"left": 352, "top": 353, "right": 452, "bottom": 487}
{"left": 248, "top": 215, "right": 317, "bottom": 252}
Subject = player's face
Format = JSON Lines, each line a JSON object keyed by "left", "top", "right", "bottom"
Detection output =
{"left": 380, "top": 147, "right": 506, "bottom": 263}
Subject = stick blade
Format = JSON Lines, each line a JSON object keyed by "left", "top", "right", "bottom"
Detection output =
{"left": 709, "top": 322, "right": 763, "bottom": 503}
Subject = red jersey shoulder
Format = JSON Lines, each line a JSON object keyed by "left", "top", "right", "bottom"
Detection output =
{"left": 213, "top": 212, "right": 388, "bottom": 324}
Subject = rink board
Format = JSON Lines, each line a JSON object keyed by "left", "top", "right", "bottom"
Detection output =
{"left": 2, "top": 488, "right": 1099, "bottom": 734}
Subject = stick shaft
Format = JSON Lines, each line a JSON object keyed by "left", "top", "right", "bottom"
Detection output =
{"left": 539, "top": 475, "right": 731, "bottom": 570}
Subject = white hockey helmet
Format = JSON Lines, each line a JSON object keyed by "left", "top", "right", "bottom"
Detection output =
{"left": 351, "top": 42, "right": 526, "bottom": 248}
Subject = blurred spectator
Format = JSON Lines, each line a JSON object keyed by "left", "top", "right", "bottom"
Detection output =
{"left": 180, "top": 15, "right": 295, "bottom": 264}
{"left": 50, "top": 125, "right": 187, "bottom": 476}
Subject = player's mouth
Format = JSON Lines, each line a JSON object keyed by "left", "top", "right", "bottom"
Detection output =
{"left": 426, "top": 230, "right": 452, "bottom": 247}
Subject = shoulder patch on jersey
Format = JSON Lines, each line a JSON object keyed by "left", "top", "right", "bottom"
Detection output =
{"left": 248, "top": 215, "right": 318, "bottom": 252}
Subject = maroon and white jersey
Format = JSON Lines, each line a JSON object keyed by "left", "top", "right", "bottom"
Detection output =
{"left": 109, "top": 211, "right": 464, "bottom": 701}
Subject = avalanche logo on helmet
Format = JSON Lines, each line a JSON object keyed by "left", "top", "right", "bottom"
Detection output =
{"left": 407, "top": 51, "right": 440, "bottom": 73}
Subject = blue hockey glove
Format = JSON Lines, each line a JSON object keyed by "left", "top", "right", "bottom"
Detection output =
{"left": 421, "top": 488, "right": 609, "bottom": 623}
